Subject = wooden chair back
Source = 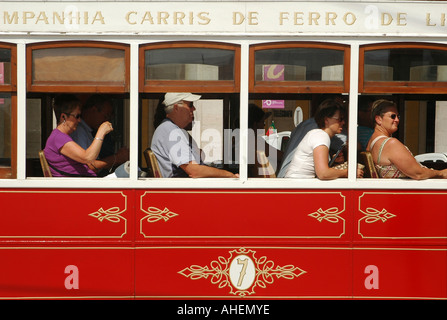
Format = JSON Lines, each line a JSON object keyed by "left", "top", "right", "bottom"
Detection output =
{"left": 359, "top": 151, "right": 379, "bottom": 178}
{"left": 143, "top": 148, "right": 162, "bottom": 178}
{"left": 39, "top": 150, "right": 52, "bottom": 177}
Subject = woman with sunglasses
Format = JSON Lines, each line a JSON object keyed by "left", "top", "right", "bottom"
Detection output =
{"left": 43, "top": 94, "right": 113, "bottom": 177}
{"left": 366, "top": 99, "right": 447, "bottom": 179}
{"left": 285, "top": 98, "right": 364, "bottom": 179}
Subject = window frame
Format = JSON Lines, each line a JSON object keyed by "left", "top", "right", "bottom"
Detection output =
{"left": 249, "top": 42, "right": 351, "bottom": 94}
{"left": 0, "top": 42, "right": 17, "bottom": 179}
{"left": 359, "top": 42, "right": 447, "bottom": 94}
{"left": 26, "top": 41, "right": 130, "bottom": 93}
{"left": 139, "top": 41, "right": 241, "bottom": 93}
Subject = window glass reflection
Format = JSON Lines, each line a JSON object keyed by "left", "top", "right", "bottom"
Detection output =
{"left": 145, "top": 48, "right": 235, "bottom": 81}
{"left": 255, "top": 48, "right": 344, "bottom": 81}
{"left": 364, "top": 48, "right": 447, "bottom": 82}
{"left": 32, "top": 47, "right": 126, "bottom": 84}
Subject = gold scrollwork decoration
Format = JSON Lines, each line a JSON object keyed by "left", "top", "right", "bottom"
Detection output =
{"left": 178, "top": 248, "right": 306, "bottom": 296}
{"left": 141, "top": 206, "right": 178, "bottom": 223}
{"left": 360, "top": 207, "right": 396, "bottom": 224}
{"left": 308, "top": 207, "right": 343, "bottom": 223}
{"left": 89, "top": 207, "right": 126, "bottom": 223}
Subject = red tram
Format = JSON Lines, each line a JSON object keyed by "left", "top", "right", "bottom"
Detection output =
{"left": 0, "top": 0, "right": 446, "bottom": 300}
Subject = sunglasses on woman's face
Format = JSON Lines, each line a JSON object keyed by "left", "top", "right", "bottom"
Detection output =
{"left": 389, "top": 113, "right": 400, "bottom": 120}
{"left": 65, "top": 113, "right": 81, "bottom": 119}
{"left": 331, "top": 116, "right": 344, "bottom": 122}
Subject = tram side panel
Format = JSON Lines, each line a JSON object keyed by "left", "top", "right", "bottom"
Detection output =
{"left": 1, "top": 188, "right": 445, "bottom": 299}
{"left": 353, "top": 190, "right": 447, "bottom": 299}
{"left": 0, "top": 189, "right": 136, "bottom": 299}
{"left": 135, "top": 189, "right": 355, "bottom": 299}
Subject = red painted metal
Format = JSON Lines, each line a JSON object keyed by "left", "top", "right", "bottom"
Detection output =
{"left": 0, "top": 188, "right": 445, "bottom": 299}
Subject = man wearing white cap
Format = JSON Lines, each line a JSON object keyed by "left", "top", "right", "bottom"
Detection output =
{"left": 151, "top": 92, "right": 239, "bottom": 178}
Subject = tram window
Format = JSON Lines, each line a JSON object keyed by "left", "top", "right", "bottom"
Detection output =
{"left": 31, "top": 47, "right": 126, "bottom": 86}
{"left": 27, "top": 42, "right": 129, "bottom": 93}
{"left": 356, "top": 95, "right": 447, "bottom": 178}
{"left": 140, "top": 42, "right": 240, "bottom": 93}
{"left": 360, "top": 44, "right": 447, "bottom": 94}
{"left": 0, "top": 94, "right": 12, "bottom": 168}
{"left": 396, "top": 98, "right": 447, "bottom": 156}
{"left": 140, "top": 94, "right": 239, "bottom": 178}
{"left": 245, "top": 98, "right": 310, "bottom": 178}
{"left": 364, "top": 47, "right": 447, "bottom": 82}
{"left": 254, "top": 48, "right": 344, "bottom": 82}
{"left": 145, "top": 48, "right": 235, "bottom": 81}
{"left": 246, "top": 95, "right": 356, "bottom": 179}
{"left": 26, "top": 94, "right": 129, "bottom": 178}
{"left": 250, "top": 43, "right": 350, "bottom": 94}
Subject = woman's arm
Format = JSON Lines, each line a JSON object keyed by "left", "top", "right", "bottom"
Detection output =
{"left": 313, "top": 145, "right": 348, "bottom": 180}
{"left": 386, "top": 138, "right": 446, "bottom": 179}
{"left": 60, "top": 139, "right": 104, "bottom": 164}
{"left": 60, "top": 121, "right": 113, "bottom": 164}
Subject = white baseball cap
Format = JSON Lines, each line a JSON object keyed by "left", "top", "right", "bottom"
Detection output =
{"left": 163, "top": 92, "right": 201, "bottom": 107}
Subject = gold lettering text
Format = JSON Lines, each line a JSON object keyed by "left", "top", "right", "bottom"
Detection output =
{"left": 53, "top": 12, "right": 64, "bottom": 24}
{"left": 198, "top": 12, "right": 210, "bottom": 25}
{"left": 248, "top": 12, "right": 258, "bottom": 25}
{"left": 397, "top": 13, "right": 407, "bottom": 26}
{"left": 426, "top": 13, "right": 436, "bottom": 26}
{"left": 279, "top": 12, "right": 289, "bottom": 25}
{"left": 141, "top": 12, "right": 155, "bottom": 24}
{"left": 381, "top": 13, "right": 393, "bottom": 26}
{"left": 23, "top": 11, "right": 35, "bottom": 24}
{"left": 343, "top": 12, "right": 356, "bottom": 25}
{"left": 158, "top": 12, "right": 169, "bottom": 24}
{"left": 233, "top": 12, "right": 245, "bottom": 25}
{"left": 326, "top": 12, "right": 337, "bottom": 25}
{"left": 174, "top": 12, "right": 185, "bottom": 25}
{"left": 125, "top": 11, "right": 137, "bottom": 25}
{"left": 92, "top": 11, "right": 105, "bottom": 24}
{"left": 4, "top": 11, "right": 19, "bottom": 24}
{"left": 309, "top": 12, "right": 320, "bottom": 25}
{"left": 36, "top": 12, "right": 49, "bottom": 24}
{"left": 294, "top": 12, "right": 304, "bottom": 25}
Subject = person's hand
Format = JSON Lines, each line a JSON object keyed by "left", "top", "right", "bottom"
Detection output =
{"left": 357, "top": 167, "right": 364, "bottom": 178}
{"left": 97, "top": 121, "right": 113, "bottom": 138}
{"left": 332, "top": 152, "right": 345, "bottom": 164}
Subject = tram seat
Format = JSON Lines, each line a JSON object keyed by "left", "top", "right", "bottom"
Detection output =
{"left": 38, "top": 150, "right": 52, "bottom": 177}
{"left": 143, "top": 148, "right": 162, "bottom": 178}
{"left": 359, "top": 151, "right": 379, "bottom": 178}
{"left": 256, "top": 150, "right": 276, "bottom": 178}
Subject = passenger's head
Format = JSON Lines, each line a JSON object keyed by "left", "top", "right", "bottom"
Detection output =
{"left": 82, "top": 94, "right": 113, "bottom": 129}
{"left": 371, "top": 99, "right": 400, "bottom": 134}
{"left": 371, "top": 99, "right": 398, "bottom": 125}
{"left": 163, "top": 92, "right": 201, "bottom": 129}
{"left": 53, "top": 94, "right": 82, "bottom": 124}
{"left": 163, "top": 92, "right": 201, "bottom": 113}
{"left": 314, "top": 98, "right": 346, "bottom": 129}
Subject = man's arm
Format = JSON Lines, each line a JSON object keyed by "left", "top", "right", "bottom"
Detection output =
{"left": 180, "top": 162, "right": 238, "bottom": 178}
{"left": 88, "top": 147, "right": 129, "bottom": 173}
